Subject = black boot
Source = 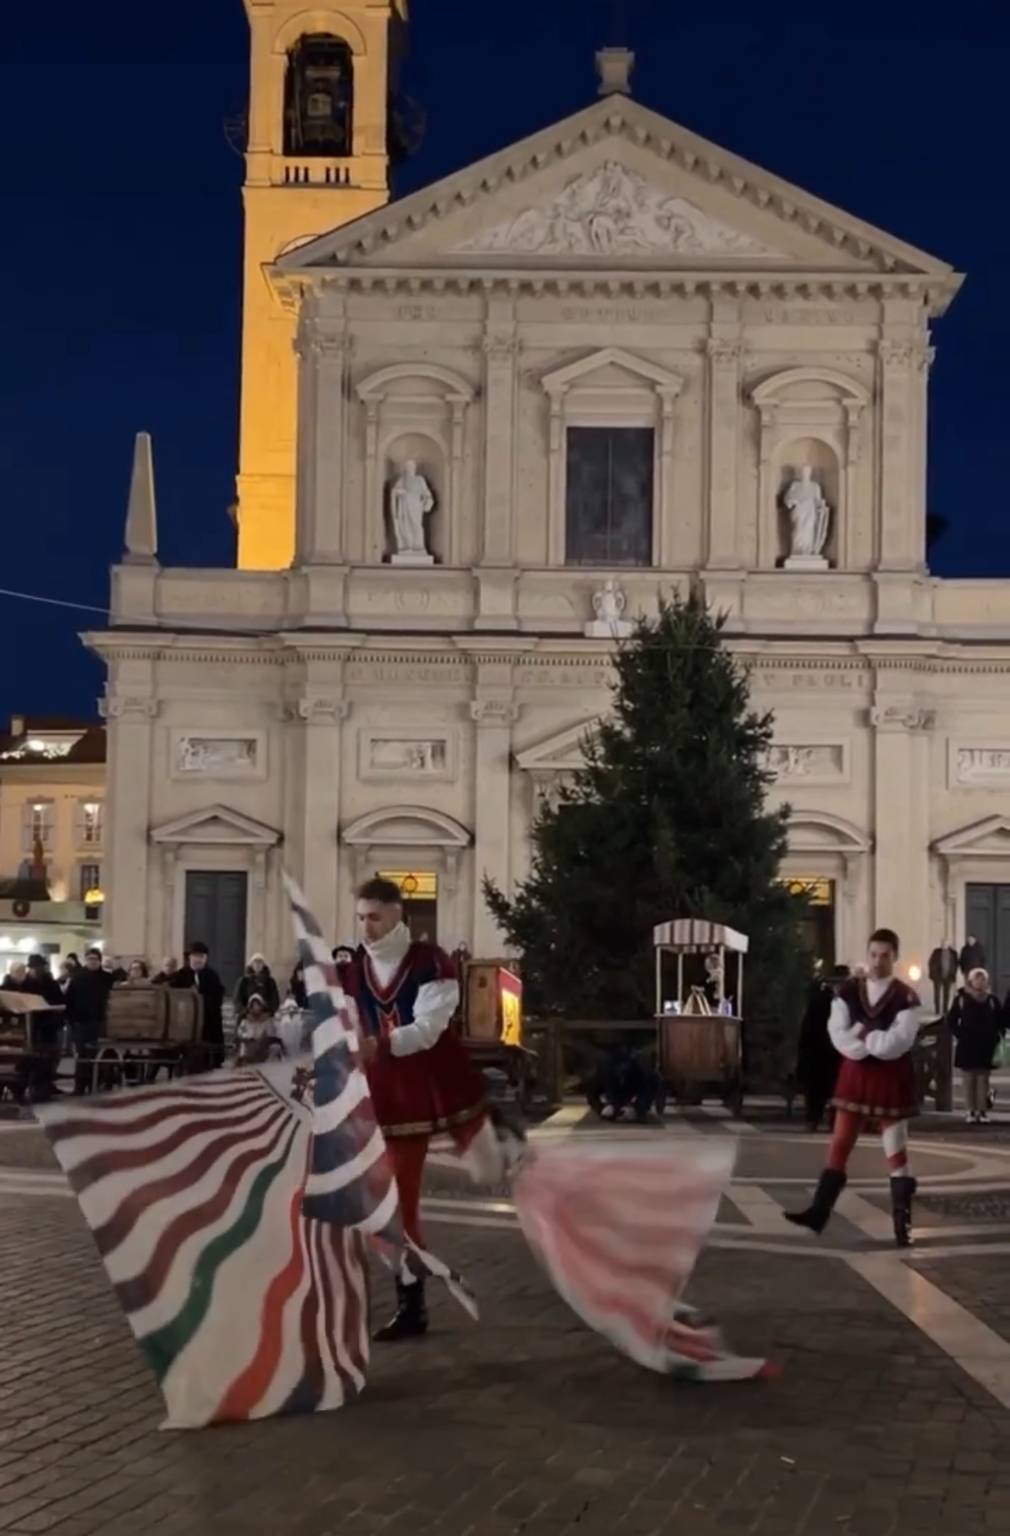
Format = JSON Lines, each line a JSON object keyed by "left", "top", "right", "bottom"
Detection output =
{"left": 784, "top": 1168, "right": 847, "bottom": 1235}
{"left": 890, "top": 1175, "right": 917, "bottom": 1249}
{"left": 373, "top": 1278, "right": 428, "bottom": 1343}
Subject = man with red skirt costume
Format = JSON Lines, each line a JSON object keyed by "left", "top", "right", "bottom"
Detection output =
{"left": 338, "top": 876, "right": 492, "bottom": 1341}
{"left": 787, "top": 928, "right": 923, "bottom": 1247}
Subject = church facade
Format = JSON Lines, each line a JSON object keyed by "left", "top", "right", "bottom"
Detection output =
{"left": 90, "top": 2, "right": 1010, "bottom": 994}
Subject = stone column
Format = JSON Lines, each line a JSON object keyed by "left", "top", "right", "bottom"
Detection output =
{"left": 294, "top": 310, "right": 347, "bottom": 566}
{"left": 705, "top": 336, "right": 743, "bottom": 569}
{"left": 480, "top": 300, "right": 518, "bottom": 564}
{"left": 655, "top": 384, "right": 682, "bottom": 567}
{"left": 100, "top": 692, "right": 157, "bottom": 960}
{"left": 470, "top": 697, "right": 518, "bottom": 955}
{"left": 870, "top": 702, "right": 934, "bottom": 972}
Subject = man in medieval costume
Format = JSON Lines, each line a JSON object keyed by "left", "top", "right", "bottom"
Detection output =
{"left": 337, "top": 876, "right": 490, "bottom": 1341}
{"left": 786, "top": 928, "right": 922, "bottom": 1247}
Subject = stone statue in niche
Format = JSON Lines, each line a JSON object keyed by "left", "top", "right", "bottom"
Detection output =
{"left": 585, "top": 578, "right": 633, "bottom": 638}
{"left": 782, "top": 464, "right": 832, "bottom": 570}
{"left": 388, "top": 460, "right": 435, "bottom": 566}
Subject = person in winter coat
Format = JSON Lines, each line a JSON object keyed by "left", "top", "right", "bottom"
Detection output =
{"left": 795, "top": 965, "right": 850, "bottom": 1131}
{"left": 234, "top": 954, "right": 280, "bottom": 1017}
{"left": 959, "top": 936, "right": 986, "bottom": 980}
{"left": 64, "top": 948, "right": 115, "bottom": 1093}
{"left": 948, "top": 968, "right": 1005, "bottom": 1124}
{"left": 170, "top": 942, "right": 226, "bottom": 1068}
{"left": 288, "top": 962, "right": 308, "bottom": 1010}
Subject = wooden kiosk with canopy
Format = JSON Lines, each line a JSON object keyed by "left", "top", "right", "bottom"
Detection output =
{"left": 653, "top": 919, "right": 749, "bottom": 1116}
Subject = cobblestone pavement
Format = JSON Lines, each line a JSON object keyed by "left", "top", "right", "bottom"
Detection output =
{"left": 3, "top": 1106, "right": 1010, "bottom": 1535}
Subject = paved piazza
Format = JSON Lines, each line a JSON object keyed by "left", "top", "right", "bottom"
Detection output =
{"left": 4, "top": 1093, "right": 1010, "bottom": 1536}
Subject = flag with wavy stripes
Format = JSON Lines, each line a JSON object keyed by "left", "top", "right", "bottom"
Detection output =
{"left": 38, "top": 1069, "right": 369, "bottom": 1428}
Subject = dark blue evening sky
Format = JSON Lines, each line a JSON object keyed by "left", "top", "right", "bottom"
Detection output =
{"left": 3, "top": 1, "right": 1007, "bottom": 721}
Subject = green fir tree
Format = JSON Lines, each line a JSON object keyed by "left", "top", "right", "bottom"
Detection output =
{"left": 485, "top": 594, "right": 810, "bottom": 1080}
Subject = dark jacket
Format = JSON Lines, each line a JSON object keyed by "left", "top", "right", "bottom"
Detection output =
{"left": 796, "top": 981, "right": 841, "bottom": 1092}
{"left": 288, "top": 965, "right": 308, "bottom": 1010}
{"left": 948, "top": 989, "right": 1005, "bottom": 1071}
{"left": 928, "top": 947, "right": 958, "bottom": 983}
{"left": 23, "top": 971, "right": 64, "bottom": 1009}
{"left": 171, "top": 965, "right": 225, "bottom": 1047}
{"left": 234, "top": 967, "right": 280, "bottom": 1017}
{"left": 959, "top": 941, "right": 986, "bottom": 977}
{"left": 64, "top": 967, "right": 114, "bottom": 1044}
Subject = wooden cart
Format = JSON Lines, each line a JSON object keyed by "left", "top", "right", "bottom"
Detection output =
{"left": 95, "top": 984, "right": 203, "bottom": 1089}
{"left": 653, "top": 919, "right": 749, "bottom": 1116}
{"left": 457, "top": 958, "right": 530, "bottom": 1111}
{"left": 0, "top": 990, "right": 63, "bottom": 1104}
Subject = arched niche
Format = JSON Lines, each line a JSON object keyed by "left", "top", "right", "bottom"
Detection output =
{"left": 775, "top": 437, "right": 841, "bottom": 568}
{"left": 267, "top": 13, "right": 367, "bottom": 162}
{"left": 382, "top": 431, "right": 445, "bottom": 563}
{"left": 750, "top": 368, "right": 869, "bottom": 571}
{"left": 357, "top": 364, "right": 474, "bottom": 565}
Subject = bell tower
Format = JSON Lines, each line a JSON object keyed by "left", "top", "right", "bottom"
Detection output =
{"left": 238, "top": 1, "right": 408, "bottom": 569}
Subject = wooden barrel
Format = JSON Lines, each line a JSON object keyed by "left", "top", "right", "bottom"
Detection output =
{"left": 657, "top": 1014, "right": 742, "bottom": 1084}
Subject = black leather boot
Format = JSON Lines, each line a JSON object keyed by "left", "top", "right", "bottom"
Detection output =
{"left": 890, "top": 1175, "right": 917, "bottom": 1248}
{"left": 373, "top": 1278, "right": 428, "bottom": 1342}
{"left": 784, "top": 1168, "right": 847, "bottom": 1235}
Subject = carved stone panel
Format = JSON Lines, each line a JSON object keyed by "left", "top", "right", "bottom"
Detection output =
{"left": 170, "top": 733, "right": 265, "bottom": 780}
{"left": 768, "top": 742, "right": 848, "bottom": 785}
{"left": 359, "top": 732, "right": 455, "bottom": 782}
{"left": 950, "top": 745, "right": 1010, "bottom": 789}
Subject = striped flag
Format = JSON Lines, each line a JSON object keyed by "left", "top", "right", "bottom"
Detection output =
{"left": 38, "top": 1069, "right": 369, "bottom": 1428}
{"left": 513, "top": 1140, "right": 770, "bottom": 1382}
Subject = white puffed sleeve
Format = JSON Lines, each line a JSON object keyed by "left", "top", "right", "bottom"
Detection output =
{"left": 865, "top": 1006, "right": 922, "bottom": 1061}
{"left": 828, "top": 996, "right": 869, "bottom": 1061}
{"left": 388, "top": 978, "right": 460, "bottom": 1057}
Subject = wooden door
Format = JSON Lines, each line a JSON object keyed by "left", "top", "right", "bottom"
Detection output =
{"left": 183, "top": 871, "right": 249, "bottom": 994}
{"left": 965, "top": 884, "right": 1010, "bottom": 1001}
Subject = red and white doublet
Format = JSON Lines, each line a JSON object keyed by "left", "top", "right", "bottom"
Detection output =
{"left": 338, "top": 924, "right": 487, "bottom": 1245}
{"left": 829, "top": 976, "right": 922, "bottom": 1120}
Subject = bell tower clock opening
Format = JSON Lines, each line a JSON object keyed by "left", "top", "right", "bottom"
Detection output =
{"left": 237, "top": 1, "right": 409, "bottom": 572}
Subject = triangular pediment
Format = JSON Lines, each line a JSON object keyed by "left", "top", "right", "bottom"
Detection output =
{"left": 934, "top": 816, "right": 1010, "bottom": 859}
{"left": 278, "top": 95, "right": 957, "bottom": 286}
{"left": 514, "top": 718, "right": 600, "bottom": 773}
{"left": 150, "top": 804, "right": 282, "bottom": 847}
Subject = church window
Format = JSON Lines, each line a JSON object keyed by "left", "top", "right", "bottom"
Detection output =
{"left": 565, "top": 427, "right": 654, "bottom": 566}
{"left": 283, "top": 35, "right": 354, "bottom": 157}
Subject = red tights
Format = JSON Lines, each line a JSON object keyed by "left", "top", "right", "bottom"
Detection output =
{"left": 826, "top": 1110, "right": 911, "bottom": 1177}
{"left": 385, "top": 1119, "right": 485, "bottom": 1246}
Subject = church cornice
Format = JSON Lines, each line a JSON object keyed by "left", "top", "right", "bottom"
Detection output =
{"left": 274, "top": 267, "right": 955, "bottom": 316}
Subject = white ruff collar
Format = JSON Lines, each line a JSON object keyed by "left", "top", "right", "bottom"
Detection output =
{"left": 364, "top": 922, "right": 411, "bottom": 970}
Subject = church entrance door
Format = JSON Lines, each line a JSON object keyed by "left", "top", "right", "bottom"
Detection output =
{"left": 965, "top": 883, "right": 1010, "bottom": 1000}
{"left": 183, "top": 870, "right": 248, "bottom": 993}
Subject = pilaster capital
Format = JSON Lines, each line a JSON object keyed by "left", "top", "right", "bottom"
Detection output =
{"left": 99, "top": 694, "right": 159, "bottom": 721}
{"left": 870, "top": 702, "right": 935, "bottom": 733}
{"left": 470, "top": 698, "right": 520, "bottom": 728}
{"left": 706, "top": 338, "right": 742, "bottom": 366}
{"left": 297, "top": 695, "right": 350, "bottom": 724}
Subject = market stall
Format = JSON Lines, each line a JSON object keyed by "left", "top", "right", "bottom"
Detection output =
{"left": 653, "top": 918, "right": 749, "bottom": 1116}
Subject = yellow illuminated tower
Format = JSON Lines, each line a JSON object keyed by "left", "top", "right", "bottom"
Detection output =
{"left": 238, "top": 1, "right": 408, "bottom": 569}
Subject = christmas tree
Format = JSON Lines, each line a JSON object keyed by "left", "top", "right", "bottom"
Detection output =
{"left": 485, "top": 594, "right": 809, "bottom": 1078}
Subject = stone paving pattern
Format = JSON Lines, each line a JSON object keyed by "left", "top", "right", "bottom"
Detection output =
{"left": 2, "top": 1188, "right": 1010, "bottom": 1536}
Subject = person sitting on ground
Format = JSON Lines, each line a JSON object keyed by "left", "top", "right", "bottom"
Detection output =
{"left": 235, "top": 993, "right": 283, "bottom": 1066}
{"left": 234, "top": 953, "right": 280, "bottom": 1017}
{"left": 587, "top": 1042, "right": 660, "bottom": 1124}
{"left": 948, "top": 967, "right": 1004, "bottom": 1125}
{"left": 287, "top": 961, "right": 308, "bottom": 1010}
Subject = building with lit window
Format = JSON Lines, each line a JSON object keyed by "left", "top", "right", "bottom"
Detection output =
{"left": 86, "top": 4, "right": 1010, "bottom": 996}
{"left": 0, "top": 717, "right": 106, "bottom": 974}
